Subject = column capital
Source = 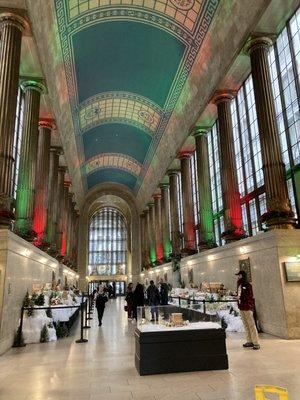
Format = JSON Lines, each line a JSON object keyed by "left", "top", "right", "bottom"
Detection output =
{"left": 0, "top": 12, "right": 27, "bottom": 32}
{"left": 20, "top": 79, "right": 46, "bottom": 94}
{"left": 147, "top": 201, "right": 155, "bottom": 208}
{"left": 39, "top": 119, "right": 54, "bottom": 130}
{"left": 153, "top": 193, "right": 161, "bottom": 200}
{"left": 245, "top": 34, "right": 275, "bottom": 55}
{"left": 191, "top": 125, "right": 212, "bottom": 137}
{"left": 178, "top": 150, "right": 193, "bottom": 160}
{"left": 64, "top": 181, "right": 71, "bottom": 189}
{"left": 159, "top": 182, "right": 169, "bottom": 189}
{"left": 167, "top": 169, "right": 180, "bottom": 177}
{"left": 213, "top": 90, "right": 236, "bottom": 105}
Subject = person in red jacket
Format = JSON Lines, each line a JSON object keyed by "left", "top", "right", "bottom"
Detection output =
{"left": 236, "top": 270, "right": 260, "bottom": 350}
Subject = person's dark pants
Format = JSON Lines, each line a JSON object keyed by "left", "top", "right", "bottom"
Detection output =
{"left": 150, "top": 302, "right": 158, "bottom": 321}
{"left": 97, "top": 306, "right": 105, "bottom": 325}
{"left": 127, "top": 302, "right": 133, "bottom": 319}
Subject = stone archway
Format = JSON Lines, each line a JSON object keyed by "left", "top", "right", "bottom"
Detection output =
{"left": 77, "top": 183, "right": 141, "bottom": 290}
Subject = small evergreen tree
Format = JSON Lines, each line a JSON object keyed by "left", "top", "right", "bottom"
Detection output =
{"left": 35, "top": 293, "right": 45, "bottom": 306}
{"left": 46, "top": 307, "right": 52, "bottom": 318}
{"left": 55, "top": 321, "right": 68, "bottom": 338}
{"left": 221, "top": 316, "right": 228, "bottom": 330}
{"left": 40, "top": 324, "right": 49, "bottom": 343}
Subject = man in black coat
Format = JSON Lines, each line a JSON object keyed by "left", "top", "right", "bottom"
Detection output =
{"left": 146, "top": 280, "right": 160, "bottom": 322}
{"left": 95, "top": 287, "right": 108, "bottom": 326}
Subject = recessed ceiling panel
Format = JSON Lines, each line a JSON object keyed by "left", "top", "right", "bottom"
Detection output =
{"left": 55, "top": 0, "right": 219, "bottom": 192}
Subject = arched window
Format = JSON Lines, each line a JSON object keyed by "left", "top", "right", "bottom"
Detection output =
{"left": 88, "top": 207, "right": 127, "bottom": 276}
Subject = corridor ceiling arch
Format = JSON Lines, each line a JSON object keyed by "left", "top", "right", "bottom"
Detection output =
{"left": 54, "top": 0, "right": 219, "bottom": 193}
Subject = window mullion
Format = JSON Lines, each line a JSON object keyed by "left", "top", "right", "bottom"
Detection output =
{"left": 274, "top": 40, "right": 300, "bottom": 218}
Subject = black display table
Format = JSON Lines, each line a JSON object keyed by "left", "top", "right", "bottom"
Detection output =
{"left": 135, "top": 327, "right": 228, "bottom": 375}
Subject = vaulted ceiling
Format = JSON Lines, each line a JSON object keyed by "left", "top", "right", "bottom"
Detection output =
{"left": 54, "top": 0, "right": 219, "bottom": 192}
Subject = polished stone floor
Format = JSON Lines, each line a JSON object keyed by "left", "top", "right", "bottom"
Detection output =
{"left": 0, "top": 298, "right": 299, "bottom": 400}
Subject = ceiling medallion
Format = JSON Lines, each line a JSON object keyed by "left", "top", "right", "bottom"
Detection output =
{"left": 170, "top": 0, "right": 195, "bottom": 11}
{"left": 138, "top": 110, "right": 154, "bottom": 124}
{"left": 85, "top": 107, "right": 101, "bottom": 119}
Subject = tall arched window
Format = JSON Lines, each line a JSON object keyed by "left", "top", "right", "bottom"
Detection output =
{"left": 88, "top": 207, "right": 127, "bottom": 276}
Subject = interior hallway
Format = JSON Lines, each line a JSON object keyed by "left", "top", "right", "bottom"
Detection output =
{"left": 0, "top": 298, "right": 299, "bottom": 400}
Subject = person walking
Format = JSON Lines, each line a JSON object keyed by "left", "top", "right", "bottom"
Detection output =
{"left": 125, "top": 282, "right": 134, "bottom": 319}
{"left": 95, "top": 286, "right": 108, "bottom": 326}
{"left": 159, "top": 278, "right": 169, "bottom": 306}
{"left": 146, "top": 280, "right": 160, "bottom": 322}
{"left": 133, "top": 282, "right": 145, "bottom": 320}
{"left": 236, "top": 270, "right": 260, "bottom": 350}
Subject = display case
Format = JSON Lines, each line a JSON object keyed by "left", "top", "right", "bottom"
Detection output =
{"left": 135, "top": 305, "right": 228, "bottom": 375}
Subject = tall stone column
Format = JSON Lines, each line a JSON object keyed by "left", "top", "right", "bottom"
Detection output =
{"left": 153, "top": 193, "right": 163, "bottom": 264}
{"left": 56, "top": 166, "right": 67, "bottom": 257}
{"left": 167, "top": 171, "right": 181, "bottom": 287}
{"left": 0, "top": 13, "right": 26, "bottom": 228}
{"left": 168, "top": 171, "right": 181, "bottom": 256}
{"left": 66, "top": 193, "right": 74, "bottom": 263}
{"left": 179, "top": 152, "right": 197, "bottom": 254}
{"left": 159, "top": 183, "right": 171, "bottom": 261}
{"left": 61, "top": 182, "right": 70, "bottom": 260}
{"left": 143, "top": 209, "right": 150, "bottom": 268}
{"left": 192, "top": 127, "right": 216, "bottom": 249}
{"left": 32, "top": 121, "right": 52, "bottom": 248}
{"left": 214, "top": 91, "right": 246, "bottom": 242}
{"left": 148, "top": 202, "right": 156, "bottom": 265}
{"left": 14, "top": 80, "right": 45, "bottom": 239}
{"left": 247, "top": 36, "right": 295, "bottom": 229}
{"left": 45, "top": 146, "right": 61, "bottom": 253}
{"left": 73, "top": 211, "right": 79, "bottom": 271}
{"left": 140, "top": 213, "right": 146, "bottom": 269}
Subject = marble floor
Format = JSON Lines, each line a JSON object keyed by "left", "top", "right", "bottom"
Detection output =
{"left": 0, "top": 298, "right": 299, "bottom": 400}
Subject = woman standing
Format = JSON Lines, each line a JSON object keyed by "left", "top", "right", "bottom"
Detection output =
{"left": 133, "top": 283, "right": 145, "bottom": 320}
{"left": 125, "top": 283, "right": 134, "bottom": 319}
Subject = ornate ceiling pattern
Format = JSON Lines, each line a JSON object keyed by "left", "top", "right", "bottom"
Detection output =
{"left": 55, "top": 0, "right": 219, "bottom": 192}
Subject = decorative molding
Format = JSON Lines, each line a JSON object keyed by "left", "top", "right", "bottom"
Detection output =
{"left": 83, "top": 153, "right": 142, "bottom": 177}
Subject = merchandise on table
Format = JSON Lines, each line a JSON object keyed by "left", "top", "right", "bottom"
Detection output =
{"left": 20, "top": 287, "right": 82, "bottom": 344}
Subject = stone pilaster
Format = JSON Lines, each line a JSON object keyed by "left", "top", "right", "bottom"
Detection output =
{"left": 45, "top": 146, "right": 61, "bottom": 254}
{"left": 148, "top": 202, "right": 156, "bottom": 265}
{"left": 179, "top": 152, "right": 197, "bottom": 254}
{"left": 56, "top": 166, "right": 67, "bottom": 258}
{"left": 66, "top": 193, "right": 74, "bottom": 264}
{"left": 159, "top": 183, "right": 171, "bottom": 261}
{"left": 72, "top": 211, "right": 79, "bottom": 270}
{"left": 168, "top": 171, "right": 181, "bottom": 256}
{"left": 0, "top": 13, "right": 26, "bottom": 228}
{"left": 247, "top": 36, "right": 295, "bottom": 229}
{"left": 214, "top": 91, "right": 246, "bottom": 243}
{"left": 192, "top": 127, "right": 216, "bottom": 249}
{"left": 32, "top": 121, "right": 52, "bottom": 248}
{"left": 14, "top": 80, "right": 45, "bottom": 240}
{"left": 153, "top": 193, "right": 163, "bottom": 264}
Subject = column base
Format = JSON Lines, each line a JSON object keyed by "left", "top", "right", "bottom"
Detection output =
{"left": 221, "top": 228, "right": 247, "bottom": 244}
{"left": 34, "top": 240, "right": 51, "bottom": 251}
{"left": 14, "top": 227, "right": 37, "bottom": 242}
{"left": 181, "top": 248, "right": 198, "bottom": 256}
{"left": 260, "top": 210, "right": 297, "bottom": 230}
{"left": 0, "top": 195, "right": 14, "bottom": 229}
{"left": 198, "top": 240, "right": 218, "bottom": 251}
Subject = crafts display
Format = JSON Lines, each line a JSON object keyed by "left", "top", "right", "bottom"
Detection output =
{"left": 169, "top": 286, "right": 244, "bottom": 333}
{"left": 136, "top": 305, "right": 221, "bottom": 332}
{"left": 19, "top": 283, "right": 82, "bottom": 345}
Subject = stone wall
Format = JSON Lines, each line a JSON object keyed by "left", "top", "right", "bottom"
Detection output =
{"left": 141, "top": 230, "right": 300, "bottom": 339}
{"left": 0, "top": 229, "right": 77, "bottom": 355}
